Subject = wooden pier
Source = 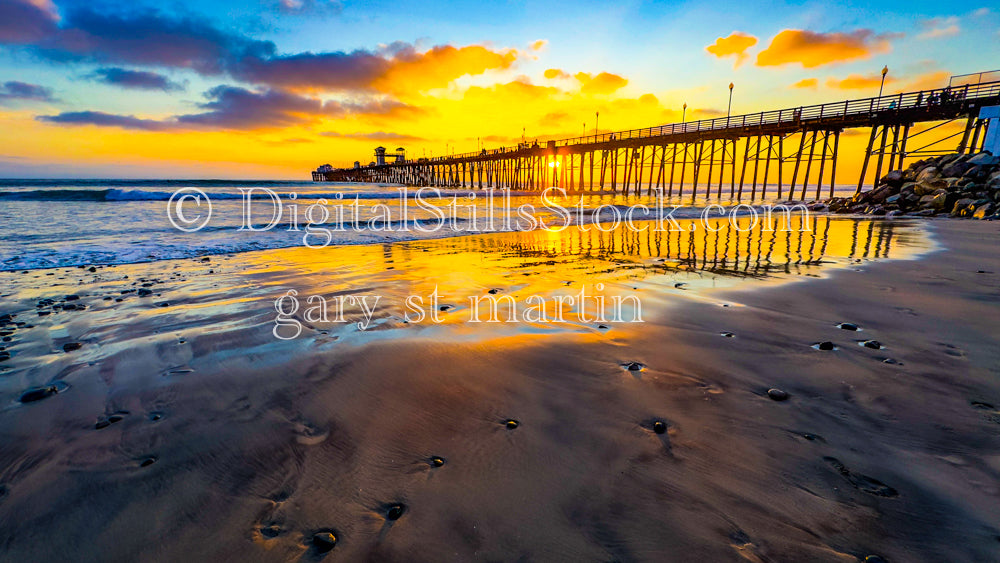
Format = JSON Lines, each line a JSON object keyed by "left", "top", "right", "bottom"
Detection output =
{"left": 313, "top": 77, "right": 1000, "bottom": 200}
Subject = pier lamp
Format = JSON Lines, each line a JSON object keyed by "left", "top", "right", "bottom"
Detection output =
{"left": 728, "top": 83, "right": 734, "bottom": 118}
{"left": 595, "top": 111, "right": 599, "bottom": 135}
{"left": 682, "top": 102, "right": 687, "bottom": 123}
{"left": 879, "top": 66, "right": 888, "bottom": 98}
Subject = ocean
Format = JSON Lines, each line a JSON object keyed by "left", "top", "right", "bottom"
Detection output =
{"left": 0, "top": 179, "right": 860, "bottom": 272}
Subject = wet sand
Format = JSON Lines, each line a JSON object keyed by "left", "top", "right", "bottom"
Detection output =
{"left": 1, "top": 217, "right": 999, "bottom": 562}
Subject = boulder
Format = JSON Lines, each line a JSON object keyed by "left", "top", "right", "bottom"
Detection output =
{"left": 929, "top": 192, "right": 951, "bottom": 210}
{"left": 942, "top": 161, "right": 973, "bottom": 178}
{"left": 973, "top": 203, "right": 995, "bottom": 219}
{"left": 880, "top": 169, "right": 905, "bottom": 188}
{"left": 951, "top": 198, "right": 977, "bottom": 217}
{"left": 967, "top": 152, "right": 999, "bottom": 166}
{"left": 916, "top": 166, "right": 940, "bottom": 183}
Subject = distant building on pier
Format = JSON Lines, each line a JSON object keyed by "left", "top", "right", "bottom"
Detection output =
{"left": 374, "top": 146, "right": 387, "bottom": 166}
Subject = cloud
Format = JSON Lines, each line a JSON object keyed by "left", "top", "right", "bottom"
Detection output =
{"left": 87, "top": 68, "right": 185, "bottom": 92}
{"left": 972, "top": 7, "right": 990, "bottom": 17}
{"left": 756, "top": 29, "right": 896, "bottom": 68}
{"left": 0, "top": 80, "right": 57, "bottom": 102}
{"left": 825, "top": 73, "right": 895, "bottom": 89}
{"left": 231, "top": 42, "right": 516, "bottom": 93}
{"left": 790, "top": 77, "right": 818, "bottom": 89}
{"left": 904, "top": 70, "right": 950, "bottom": 91}
{"left": 28, "top": 6, "right": 275, "bottom": 74}
{"left": 917, "top": 16, "right": 960, "bottom": 39}
{"left": 174, "top": 86, "right": 346, "bottom": 128}
{"left": 530, "top": 39, "right": 547, "bottom": 51}
{"left": 0, "top": 3, "right": 517, "bottom": 97}
{"left": 539, "top": 111, "right": 569, "bottom": 127}
{"left": 320, "top": 131, "right": 425, "bottom": 142}
{"left": 575, "top": 71, "right": 628, "bottom": 94}
{"left": 0, "top": 0, "right": 58, "bottom": 44}
{"left": 705, "top": 32, "right": 758, "bottom": 66}
{"left": 692, "top": 107, "right": 725, "bottom": 118}
{"left": 35, "top": 85, "right": 420, "bottom": 131}
{"left": 36, "top": 110, "right": 169, "bottom": 130}
{"left": 276, "top": 0, "right": 343, "bottom": 15}
{"left": 544, "top": 68, "right": 569, "bottom": 79}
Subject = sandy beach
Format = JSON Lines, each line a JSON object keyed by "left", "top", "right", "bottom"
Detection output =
{"left": 1, "top": 216, "right": 998, "bottom": 562}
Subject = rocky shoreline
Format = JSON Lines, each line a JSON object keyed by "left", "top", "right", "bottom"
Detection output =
{"left": 823, "top": 151, "right": 1000, "bottom": 219}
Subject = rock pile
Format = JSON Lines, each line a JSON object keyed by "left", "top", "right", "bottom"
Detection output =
{"left": 825, "top": 151, "right": 1000, "bottom": 219}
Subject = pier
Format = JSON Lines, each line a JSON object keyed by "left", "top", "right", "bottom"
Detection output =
{"left": 314, "top": 73, "right": 1000, "bottom": 200}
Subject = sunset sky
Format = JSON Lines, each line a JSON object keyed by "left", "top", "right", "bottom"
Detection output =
{"left": 0, "top": 0, "right": 998, "bottom": 179}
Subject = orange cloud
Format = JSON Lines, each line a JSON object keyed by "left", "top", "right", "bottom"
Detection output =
{"left": 825, "top": 73, "right": 895, "bottom": 89}
{"left": 791, "top": 78, "right": 818, "bottom": 89}
{"left": 705, "top": 32, "right": 758, "bottom": 66}
{"left": 530, "top": 39, "right": 548, "bottom": 51}
{"left": 917, "top": 17, "right": 959, "bottom": 39}
{"left": 575, "top": 72, "right": 628, "bottom": 94}
{"left": 903, "top": 70, "right": 950, "bottom": 91}
{"left": 544, "top": 68, "right": 570, "bottom": 79}
{"left": 374, "top": 44, "right": 518, "bottom": 94}
{"left": 756, "top": 29, "right": 895, "bottom": 68}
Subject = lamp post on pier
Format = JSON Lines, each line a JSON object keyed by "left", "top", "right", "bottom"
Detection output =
{"left": 728, "top": 82, "right": 734, "bottom": 117}
{"left": 595, "top": 111, "right": 599, "bottom": 137}
{"left": 682, "top": 102, "right": 687, "bottom": 123}
{"left": 879, "top": 66, "right": 889, "bottom": 98}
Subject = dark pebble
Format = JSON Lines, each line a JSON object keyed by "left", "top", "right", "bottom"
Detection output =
{"left": 19, "top": 385, "right": 60, "bottom": 403}
{"left": 815, "top": 341, "right": 835, "bottom": 351}
{"left": 63, "top": 342, "right": 82, "bottom": 352}
{"left": 312, "top": 531, "right": 337, "bottom": 552}
{"left": 37, "top": 311, "right": 50, "bottom": 316}
{"left": 430, "top": 456, "right": 445, "bottom": 467}
{"left": 0, "top": 351, "right": 10, "bottom": 361}
{"left": 623, "top": 361, "right": 645, "bottom": 372}
{"left": 505, "top": 419, "right": 519, "bottom": 429}
{"left": 65, "top": 295, "right": 79, "bottom": 301}
{"left": 88, "top": 267, "right": 96, "bottom": 272}
{"left": 720, "top": 331, "right": 735, "bottom": 338}
{"left": 487, "top": 288, "right": 500, "bottom": 294}
{"left": 155, "top": 302, "right": 169, "bottom": 308}
{"left": 137, "top": 288, "right": 153, "bottom": 297}
{"left": 385, "top": 503, "right": 406, "bottom": 520}
{"left": 95, "top": 420, "right": 110, "bottom": 430}
{"left": 149, "top": 412, "right": 164, "bottom": 421}
{"left": 597, "top": 324, "right": 609, "bottom": 330}
{"left": 861, "top": 340, "right": 883, "bottom": 349}
{"left": 139, "top": 456, "right": 157, "bottom": 467}
{"left": 652, "top": 421, "right": 667, "bottom": 434}
{"left": 836, "top": 322, "right": 859, "bottom": 331}
{"left": 767, "top": 388, "right": 789, "bottom": 401}
{"left": 439, "top": 305, "right": 453, "bottom": 312}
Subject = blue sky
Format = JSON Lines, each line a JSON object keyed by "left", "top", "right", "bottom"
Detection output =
{"left": 0, "top": 0, "right": 997, "bottom": 177}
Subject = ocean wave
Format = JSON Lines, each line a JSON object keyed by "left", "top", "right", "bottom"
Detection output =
{"left": 0, "top": 187, "right": 524, "bottom": 202}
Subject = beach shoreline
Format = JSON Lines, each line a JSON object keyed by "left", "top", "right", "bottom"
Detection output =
{"left": 0, "top": 217, "right": 998, "bottom": 562}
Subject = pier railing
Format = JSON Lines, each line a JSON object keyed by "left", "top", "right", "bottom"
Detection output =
{"left": 422, "top": 80, "right": 1000, "bottom": 164}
